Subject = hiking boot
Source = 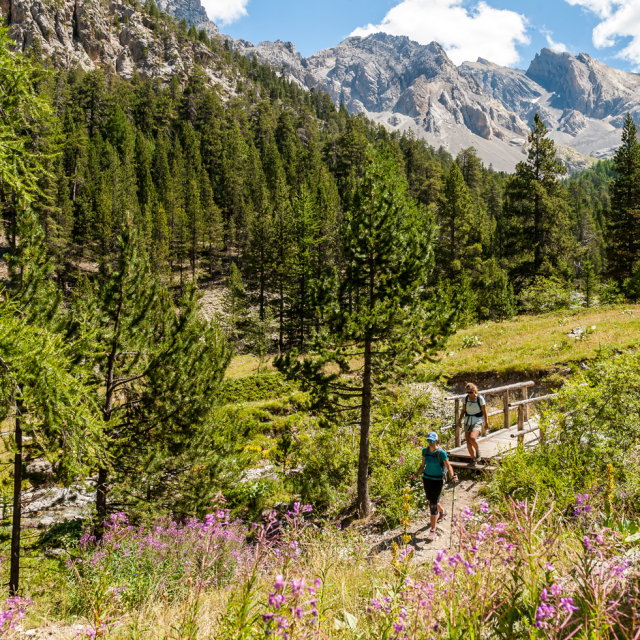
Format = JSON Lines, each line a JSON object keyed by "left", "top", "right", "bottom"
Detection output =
{"left": 428, "top": 529, "right": 437, "bottom": 539}
{"left": 469, "top": 459, "right": 477, "bottom": 467}
{"left": 437, "top": 509, "right": 447, "bottom": 523}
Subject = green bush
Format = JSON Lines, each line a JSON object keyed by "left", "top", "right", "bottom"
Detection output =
{"left": 489, "top": 350, "right": 640, "bottom": 516}
{"left": 222, "top": 374, "right": 298, "bottom": 404}
{"left": 518, "top": 276, "right": 576, "bottom": 314}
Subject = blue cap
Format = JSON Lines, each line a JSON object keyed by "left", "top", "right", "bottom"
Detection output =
{"left": 427, "top": 432, "right": 438, "bottom": 443}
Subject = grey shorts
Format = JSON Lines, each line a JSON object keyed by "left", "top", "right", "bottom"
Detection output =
{"left": 464, "top": 422, "right": 482, "bottom": 434}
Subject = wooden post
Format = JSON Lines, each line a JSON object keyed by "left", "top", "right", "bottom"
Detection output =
{"left": 517, "top": 405, "right": 524, "bottom": 446}
{"left": 522, "top": 385, "right": 529, "bottom": 421}
{"left": 10, "top": 411, "right": 22, "bottom": 596}
{"left": 503, "top": 390, "right": 510, "bottom": 429}
{"left": 454, "top": 398, "right": 461, "bottom": 447}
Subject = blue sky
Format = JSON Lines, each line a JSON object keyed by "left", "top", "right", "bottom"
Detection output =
{"left": 201, "top": 0, "right": 640, "bottom": 71}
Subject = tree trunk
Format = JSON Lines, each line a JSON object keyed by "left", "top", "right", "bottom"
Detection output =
{"left": 95, "top": 466, "right": 108, "bottom": 540}
{"left": 357, "top": 338, "right": 372, "bottom": 518}
{"left": 9, "top": 413, "right": 22, "bottom": 596}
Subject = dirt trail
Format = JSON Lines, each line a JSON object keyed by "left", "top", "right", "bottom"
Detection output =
{"left": 368, "top": 478, "right": 485, "bottom": 564}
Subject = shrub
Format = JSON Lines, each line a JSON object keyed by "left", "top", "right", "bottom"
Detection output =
{"left": 490, "top": 350, "right": 640, "bottom": 518}
{"left": 518, "top": 276, "right": 576, "bottom": 314}
{"left": 222, "top": 374, "right": 298, "bottom": 404}
{"left": 461, "top": 335, "right": 482, "bottom": 349}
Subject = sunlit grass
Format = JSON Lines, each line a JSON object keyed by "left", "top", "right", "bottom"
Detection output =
{"left": 430, "top": 304, "right": 640, "bottom": 378}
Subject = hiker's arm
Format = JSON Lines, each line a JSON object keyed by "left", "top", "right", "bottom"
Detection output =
{"left": 445, "top": 459, "right": 458, "bottom": 482}
{"left": 415, "top": 457, "right": 426, "bottom": 478}
{"left": 481, "top": 402, "right": 489, "bottom": 436}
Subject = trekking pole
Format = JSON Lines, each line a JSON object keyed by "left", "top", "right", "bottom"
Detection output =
{"left": 449, "top": 483, "right": 456, "bottom": 550}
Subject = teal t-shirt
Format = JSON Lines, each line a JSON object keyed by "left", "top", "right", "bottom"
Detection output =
{"left": 422, "top": 447, "right": 448, "bottom": 480}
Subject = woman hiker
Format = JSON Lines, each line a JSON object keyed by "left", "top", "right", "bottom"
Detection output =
{"left": 414, "top": 431, "right": 458, "bottom": 538}
{"left": 457, "top": 382, "right": 489, "bottom": 465}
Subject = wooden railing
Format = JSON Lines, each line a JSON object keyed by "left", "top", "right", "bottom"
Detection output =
{"left": 445, "top": 381, "right": 535, "bottom": 447}
{"left": 509, "top": 393, "right": 558, "bottom": 444}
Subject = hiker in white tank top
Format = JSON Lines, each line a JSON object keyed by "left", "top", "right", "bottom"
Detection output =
{"left": 456, "top": 382, "right": 489, "bottom": 465}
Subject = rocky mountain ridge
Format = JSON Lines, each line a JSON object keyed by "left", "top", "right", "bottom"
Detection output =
{"left": 1, "top": 0, "right": 235, "bottom": 92}
{"left": 2, "top": 0, "right": 637, "bottom": 171}
{"left": 233, "top": 36, "right": 640, "bottom": 171}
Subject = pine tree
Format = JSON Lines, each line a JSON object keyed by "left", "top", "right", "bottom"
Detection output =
{"left": 436, "top": 163, "right": 476, "bottom": 278}
{"left": 135, "top": 130, "right": 156, "bottom": 244}
{"left": 456, "top": 147, "right": 483, "bottom": 195}
{"left": 246, "top": 307, "right": 274, "bottom": 374}
{"left": 245, "top": 144, "right": 273, "bottom": 318}
{"left": 289, "top": 184, "right": 321, "bottom": 348}
{"left": 221, "top": 261, "right": 247, "bottom": 343}
{"left": 271, "top": 171, "right": 294, "bottom": 350}
{"left": 582, "top": 258, "right": 597, "bottom": 308}
{"left": 275, "top": 147, "right": 456, "bottom": 517}
{"left": 69, "top": 221, "right": 231, "bottom": 538}
{"left": 607, "top": 113, "right": 640, "bottom": 283}
{"left": 503, "top": 113, "right": 573, "bottom": 286}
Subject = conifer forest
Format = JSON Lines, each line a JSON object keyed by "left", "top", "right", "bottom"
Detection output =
{"left": 5, "top": 2, "right": 640, "bottom": 637}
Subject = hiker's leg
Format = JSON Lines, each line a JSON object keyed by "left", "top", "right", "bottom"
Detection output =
{"left": 465, "top": 430, "right": 475, "bottom": 457}
{"left": 427, "top": 480, "right": 444, "bottom": 531}
{"left": 469, "top": 430, "right": 480, "bottom": 457}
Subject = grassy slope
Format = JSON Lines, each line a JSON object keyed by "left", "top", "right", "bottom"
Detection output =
{"left": 429, "top": 304, "right": 640, "bottom": 379}
{"left": 226, "top": 305, "right": 640, "bottom": 383}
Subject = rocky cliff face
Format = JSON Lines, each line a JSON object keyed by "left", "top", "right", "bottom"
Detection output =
{"left": 234, "top": 33, "right": 530, "bottom": 169}
{"left": 526, "top": 48, "right": 640, "bottom": 121}
{"left": 156, "top": 0, "right": 219, "bottom": 36}
{"left": 1, "top": 0, "right": 233, "bottom": 90}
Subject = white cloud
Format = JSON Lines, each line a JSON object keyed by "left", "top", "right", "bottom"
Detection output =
{"left": 566, "top": 0, "right": 640, "bottom": 64}
{"left": 541, "top": 28, "right": 569, "bottom": 52}
{"left": 350, "top": 0, "right": 530, "bottom": 67}
{"left": 200, "top": 0, "right": 249, "bottom": 24}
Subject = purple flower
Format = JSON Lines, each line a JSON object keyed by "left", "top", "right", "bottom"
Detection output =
{"left": 274, "top": 574, "right": 285, "bottom": 590}
{"left": 560, "top": 597, "right": 578, "bottom": 613}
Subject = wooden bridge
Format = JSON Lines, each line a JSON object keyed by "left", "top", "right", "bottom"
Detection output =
{"left": 444, "top": 382, "right": 557, "bottom": 472}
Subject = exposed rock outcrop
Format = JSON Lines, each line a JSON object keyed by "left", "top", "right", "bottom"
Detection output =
{"left": 459, "top": 57, "right": 543, "bottom": 117}
{"left": 1, "top": 0, "right": 234, "bottom": 91}
{"left": 235, "top": 33, "right": 529, "bottom": 147}
{"left": 526, "top": 48, "right": 640, "bottom": 120}
{"left": 156, "top": 0, "right": 209, "bottom": 27}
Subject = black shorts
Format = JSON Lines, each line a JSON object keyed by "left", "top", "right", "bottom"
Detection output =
{"left": 423, "top": 478, "right": 444, "bottom": 515}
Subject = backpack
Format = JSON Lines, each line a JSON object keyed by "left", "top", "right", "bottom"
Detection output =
{"left": 464, "top": 394, "right": 484, "bottom": 424}
{"left": 423, "top": 447, "right": 448, "bottom": 481}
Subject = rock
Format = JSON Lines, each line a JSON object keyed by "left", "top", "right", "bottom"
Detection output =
{"left": 156, "top": 0, "right": 210, "bottom": 27}
{"left": 26, "top": 458, "right": 56, "bottom": 483}
{"left": 44, "top": 547, "right": 65, "bottom": 558}
{"left": 567, "top": 326, "right": 584, "bottom": 338}
{"left": 559, "top": 109, "right": 588, "bottom": 136}
{"left": 459, "top": 57, "right": 542, "bottom": 117}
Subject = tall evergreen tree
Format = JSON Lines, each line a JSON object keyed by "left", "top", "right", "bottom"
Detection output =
{"left": 607, "top": 113, "right": 640, "bottom": 283}
{"left": 503, "top": 113, "right": 573, "bottom": 285}
{"left": 436, "top": 163, "right": 476, "bottom": 278}
{"left": 70, "top": 222, "right": 231, "bottom": 538}
{"left": 276, "top": 147, "right": 456, "bottom": 517}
